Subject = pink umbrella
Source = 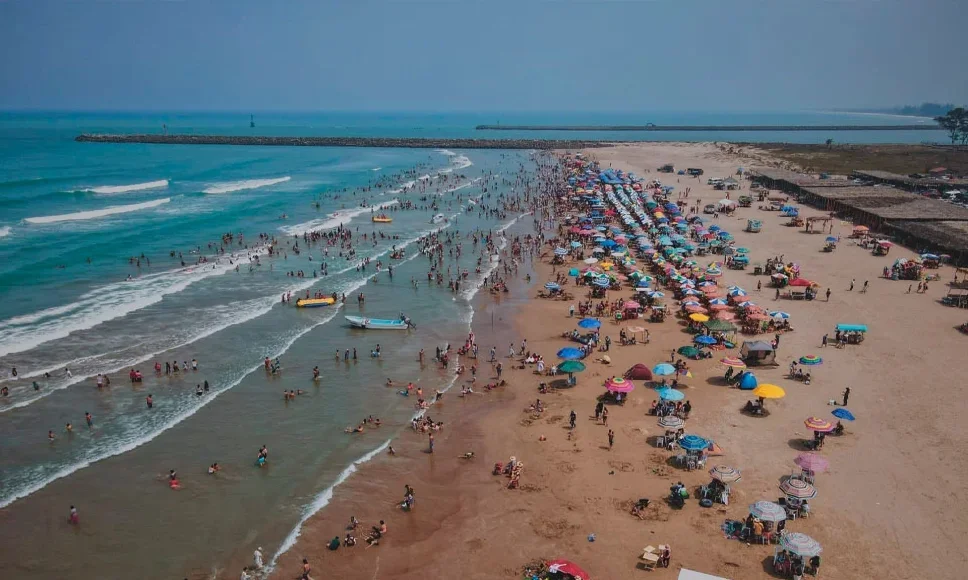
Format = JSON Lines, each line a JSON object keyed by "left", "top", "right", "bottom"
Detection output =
{"left": 714, "top": 311, "right": 737, "bottom": 320}
{"left": 623, "top": 301, "right": 640, "bottom": 310}
{"left": 605, "top": 376, "right": 635, "bottom": 393}
{"left": 794, "top": 453, "right": 829, "bottom": 472}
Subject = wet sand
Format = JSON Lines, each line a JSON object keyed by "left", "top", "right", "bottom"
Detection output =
{"left": 270, "top": 143, "right": 967, "bottom": 580}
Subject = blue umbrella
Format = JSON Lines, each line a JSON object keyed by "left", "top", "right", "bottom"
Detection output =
{"left": 738, "top": 372, "right": 758, "bottom": 390}
{"left": 656, "top": 387, "right": 685, "bottom": 401}
{"left": 577, "top": 318, "right": 601, "bottom": 330}
{"left": 544, "top": 282, "right": 561, "bottom": 291}
{"left": 825, "top": 236, "right": 837, "bottom": 243}
{"left": 553, "top": 247, "right": 568, "bottom": 256}
{"left": 593, "top": 277, "right": 610, "bottom": 288}
{"left": 679, "top": 434, "right": 709, "bottom": 452}
{"left": 557, "top": 347, "right": 584, "bottom": 360}
{"left": 568, "top": 268, "right": 580, "bottom": 276}
{"left": 653, "top": 363, "right": 676, "bottom": 376}
{"left": 694, "top": 335, "right": 717, "bottom": 345}
{"left": 570, "top": 241, "right": 582, "bottom": 248}
{"left": 832, "top": 408, "right": 855, "bottom": 421}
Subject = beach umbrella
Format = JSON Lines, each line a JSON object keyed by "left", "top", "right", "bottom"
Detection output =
{"left": 752, "top": 384, "right": 785, "bottom": 399}
{"left": 720, "top": 357, "right": 746, "bottom": 369}
{"left": 591, "top": 247, "right": 605, "bottom": 255}
{"left": 780, "top": 533, "right": 823, "bottom": 558}
{"left": 825, "top": 236, "right": 837, "bottom": 243}
{"left": 583, "top": 257, "right": 599, "bottom": 264}
{"left": 577, "top": 318, "right": 601, "bottom": 330}
{"left": 544, "top": 282, "right": 561, "bottom": 291}
{"left": 677, "top": 346, "right": 701, "bottom": 358}
{"left": 557, "top": 360, "right": 586, "bottom": 374}
{"left": 780, "top": 478, "right": 818, "bottom": 499}
{"left": 567, "top": 268, "right": 580, "bottom": 277}
{"left": 709, "top": 465, "right": 742, "bottom": 484}
{"left": 593, "top": 277, "right": 610, "bottom": 288}
{"left": 658, "top": 415, "right": 684, "bottom": 429}
{"left": 799, "top": 355, "right": 822, "bottom": 365}
{"left": 647, "top": 290, "right": 665, "bottom": 298}
{"left": 547, "top": 559, "right": 591, "bottom": 580}
{"left": 689, "top": 313, "right": 710, "bottom": 323}
{"left": 714, "top": 311, "right": 736, "bottom": 321}
{"left": 738, "top": 373, "right": 759, "bottom": 390}
{"left": 623, "top": 301, "right": 641, "bottom": 310}
{"left": 794, "top": 453, "right": 829, "bottom": 473}
{"left": 694, "top": 335, "right": 717, "bottom": 345}
{"left": 605, "top": 376, "right": 635, "bottom": 393}
{"left": 678, "top": 434, "right": 709, "bottom": 452}
{"left": 769, "top": 311, "right": 791, "bottom": 320}
{"left": 804, "top": 417, "right": 834, "bottom": 432}
{"left": 832, "top": 408, "right": 855, "bottom": 421}
{"left": 737, "top": 301, "right": 756, "bottom": 308}
{"left": 557, "top": 347, "right": 584, "bottom": 360}
{"left": 554, "top": 247, "right": 569, "bottom": 256}
{"left": 709, "top": 298, "right": 728, "bottom": 306}
{"left": 728, "top": 288, "right": 748, "bottom": 297}
{"left": 735, "top": 247, "right": 750, "bottom": 254}
{"left": 656, "top": 388, "right": 685, "bottom": 402}
{"left": 570, "top": 241, "right": 582, "bottom": 248}
{"left": 748, "top": 501, "right": 787, "bottom": 522}
{"left": 682, "top": 288, "right": 702, "bottom": 296}
{"left": 652, "top": 363, "right": 676, "bottom": 376}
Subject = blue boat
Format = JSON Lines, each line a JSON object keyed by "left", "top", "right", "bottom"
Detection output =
{"left": 345, "top": 316, "right": 413, "bottom": 330}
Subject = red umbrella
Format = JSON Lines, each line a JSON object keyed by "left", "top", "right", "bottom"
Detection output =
{"left": 789, "top": 278, "right": 813, "bottom": 287}
{"left": 547, "top": 560, "right": 591, "bottom": 580}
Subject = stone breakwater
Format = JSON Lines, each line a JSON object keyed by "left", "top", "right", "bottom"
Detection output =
{"left": 475, "top": 124, "right": 942, "bottom": 132}
{"left": 75, "top": 134, "right": 615, "bottom": 149}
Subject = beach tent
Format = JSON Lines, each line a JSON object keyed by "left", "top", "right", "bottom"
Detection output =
{"left": 739, "top": 341, "right": 776, "bottom": 366}
{"left": 624, "top": 364, "right": 653, "bottom": 381}
{"left": 678, "top": 569, "right": 730, "bottom": 580}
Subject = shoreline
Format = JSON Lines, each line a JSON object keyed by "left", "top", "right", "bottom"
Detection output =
{"left": 265, "top": 142, "right": 966, "bottom": 580}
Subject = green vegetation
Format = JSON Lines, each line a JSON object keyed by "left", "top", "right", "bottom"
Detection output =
{"left": 934, "top": 108, "right": 968, "bottom": 145}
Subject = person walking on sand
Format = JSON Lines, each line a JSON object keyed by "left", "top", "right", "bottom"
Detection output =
{"left": 496, "top": 362, "right": 503, "bottom": 379}
{"left": 821, "top": 334, "right": 828, "bottom": 348}
{"left": 428, "top": 432, "right": 435, "bottom": 454}
{"left": 861, "top": 280, "right": 869, "bottom": 293}
{"left": 601, "top": 406, "right": 609, "bottom": 426}
{"left": 69, "top": 505, "right": 79, "bottom": 525}
{"left": 825, "top": 288, "right": 831, "bottom": 301}
{"left": 607, "top": 429, "right": 615, "bottom": 449}
{"left": 849, "top": 279, "right": 855, "bottom": 291}
{"left": 569, "top": 410, "right": 577, "bottom": 429}
{"left": 842, "top": 387, "right": 850, "bottom": 406}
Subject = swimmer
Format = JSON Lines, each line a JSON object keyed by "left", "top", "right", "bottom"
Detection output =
{"left": 208, "top": 463, "right": 220, "bottom": 474}
{"left": 313, "top": 366, "right": 320, "bottom": 381}
{"left": 386, "top": 378, "right": 394, "bottom": 387}
{"left": 85, "top": 412, "right": 93, "bottom": 427}
{"left": 65, "top": 422, "right": 73, "bottom": 433}
{"left": 195, "top": 384, "right": 203, "bottom": 396}
{"left": 146, "top": 394, "right": 153, "bottom": 408}
{"left": 48, "top": 429, "right": 55, "bottom": 441}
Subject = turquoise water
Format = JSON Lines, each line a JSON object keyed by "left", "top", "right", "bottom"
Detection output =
{"left": 0, "top": 111, "right": 935, "bottom": 578}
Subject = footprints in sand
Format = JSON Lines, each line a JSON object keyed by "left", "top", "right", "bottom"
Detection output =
{"left": 608, "top": 459, "right": 634, "bottom": 472}
{"left": 530, "top": 516, "right": 580, "bottom": 539}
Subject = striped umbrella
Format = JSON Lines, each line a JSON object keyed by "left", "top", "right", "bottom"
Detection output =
{"left": 779, "top": 478, "right": 818, "bottom": 499}
{"left": 593, "top": 277, "right": 610, "bottom": 288}
{"left": 720, "top": 357, "right": 746, "bottom": 369}
{"left": 748, "top": 501, "right": 787, "bottom": 522}
{"left": 544, "top": 282, "right": 561, "bottom": 291}
{"left": 799, "top": 355, "right": 823, "bottom": 365}
{"left": 769, "top": 311, "right": 791, "bottom": 320}
{"left": 794, "top": 453, "right": 829, "bottom": 472}
{"left": 804, "top": 416, "right": 834, "bottom": 432}
{"left": 658, "top": 415, "right": 684, "bottom": 429}
{"left": 709, "top": 298, "right": 728, "bottom": 305}
{"left": 708, "top": 465, "right": 742, "bottom": 484}
{"left": 553, "top": 247, "right": 569, "bottom": 256}
{"left": 780, "top": 533, "right": 823, "bottom": 557}
{"left": 605, "top": 376, "right": 635, "bottom": 393}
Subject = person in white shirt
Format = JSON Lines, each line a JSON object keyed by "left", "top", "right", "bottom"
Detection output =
{"left": 253, "top": 547, "right": 264, "bottom": 569}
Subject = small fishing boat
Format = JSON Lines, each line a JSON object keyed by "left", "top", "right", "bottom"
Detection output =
{"left": 430, "top": 214, "right": 445, "bottom": 224}
{"left": 372, "top": 214, "right": 393, "bottom": 223}
{"left": 345, "top": 315, "right": 414, "bottom": 330}
{"left": 295, "top": 297, "right": 336, "bottom": 308}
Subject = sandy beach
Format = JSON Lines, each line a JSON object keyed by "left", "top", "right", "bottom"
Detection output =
{"left": 269, "top": 142, "right": 968, "bottom": 580}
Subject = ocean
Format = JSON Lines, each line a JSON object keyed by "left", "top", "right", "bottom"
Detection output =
{"left": 0, "top": 111, "right": 935, "bottom": 578}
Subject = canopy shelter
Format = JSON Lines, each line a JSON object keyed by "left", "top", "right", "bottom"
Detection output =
{"left": 624, "top": 364, "right": 653, "bottom": 381}
{"left": 677, "top": 570, "right": 730, "bottom": 580}
{"left": 740, "top": 341, "right": 777, "bottom": 366}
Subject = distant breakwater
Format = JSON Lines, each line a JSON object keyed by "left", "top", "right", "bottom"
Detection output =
{"left": 75, "top": 134, "right": 615, "bottom": 149}
{"left": 475, "top": 124, "right": 942, "bottom": 132}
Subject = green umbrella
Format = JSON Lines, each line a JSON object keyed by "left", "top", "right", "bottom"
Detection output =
{"left": 558, "top": 360, "right": 587, "bottom": 374}
{"left": 703, "top": 319, "right": 736, "bottom": 332}
{"left": 677, "top": 346, "right": 701, "bottom": 358}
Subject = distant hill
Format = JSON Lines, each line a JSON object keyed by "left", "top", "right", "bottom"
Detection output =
{"left": 842, "top": 103, "right": 959, "bottom": 118}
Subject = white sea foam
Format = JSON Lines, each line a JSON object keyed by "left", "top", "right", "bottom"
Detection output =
{"left": 24, "top": 197, "right": 171, "bottom": 224}
{"left": 436, "top": 177, "right": 482, "bottom": 196}
{"left": 451, "top": 155, "right": 473, "bottom": 171}
{"left": 0, "top": 226, "right": 10, "bottom": 238}
{"left": 418, "top": 174, "right": 432, "bottom": 181}
{"left": 278, "top": 200, "right": 399, "bottom": 236}
{"left": 268, "top": 438, "right": 392, "bottom": 568}
{"left": 87, "top": 179, "right": 169, "bottom": 195}
{"left": 436, "top": 149, "right": 457, "bottom": 156}
{"left": 203, "top": 176, "right": 290, "bottom": 194}
{"left": 371, "top": 167, "right": 382, "bottom": 171}
{"left": 0, "top": 248, "right": 265, "bottom": 357}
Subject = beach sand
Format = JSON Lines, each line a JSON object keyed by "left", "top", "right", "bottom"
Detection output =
{"left": 270, "top": 143, "right": 967, "bottom": 580}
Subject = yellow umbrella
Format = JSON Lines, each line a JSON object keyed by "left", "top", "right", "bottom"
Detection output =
{"left": 689, "top": 313, "right": 710, "bottom": 322}
{"left": 753, "top": 384, "right": 786, "bottom": 399}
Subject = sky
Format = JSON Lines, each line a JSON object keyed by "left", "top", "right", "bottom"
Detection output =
{"left": 0, "top": 0, "right": 965, "bottom": 112}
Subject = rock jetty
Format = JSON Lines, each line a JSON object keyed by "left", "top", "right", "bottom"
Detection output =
{"left": 475, "top": 124, "right": 941, "bottom": 132}
{"left": 75, "top": 134, "right": 615, "bottom": 150}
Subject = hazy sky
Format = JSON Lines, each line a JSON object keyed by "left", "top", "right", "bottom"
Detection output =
{"left": 1, "top": 0, "right": 965, "bottom": 112}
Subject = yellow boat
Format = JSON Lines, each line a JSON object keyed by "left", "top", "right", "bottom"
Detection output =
{"left": 295, "top": 297, "right": 336, "bottom": 308}
{"left": 372, "top": 214, "right": 393, "bottom": 223}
